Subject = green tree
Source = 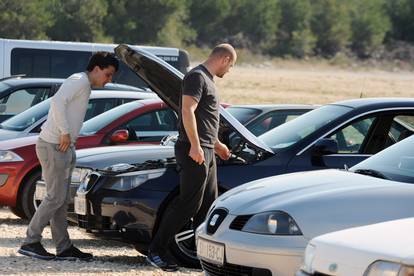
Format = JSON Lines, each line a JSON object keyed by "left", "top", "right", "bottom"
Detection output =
{"left": 273, "top": 0, "right": 315, "bottom": 57}
{"left": 310, "top": 0, "right": 351, "bottom": 57}
{"left": 386, "top": 0, "right": 414, "bottom": 43}
{"left": 46, "top": 0, "right": 109, "bottom": 42}
{"left": 349, "top": 0, "right": 390, "bottom": 58}
{"left": 105, "top": 0, "right": 194, "bottom": 47}
{"left": 189, "top": 0, "right": 232, "bottom": 45}
{"left": 224, "top": 0, "right": 280, "bottom": 50}
{"left": 0, "top": 0, "right": 52, "bottom": 39}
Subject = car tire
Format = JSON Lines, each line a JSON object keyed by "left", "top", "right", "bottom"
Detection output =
{"left": 158, "top": 195, "right": 201, "bottom": 268}
{"left": 9, "top": 205, "right": 27, "bottom": 219}
{"left": 19, "top": 170, "right": 41, "bottom": 220}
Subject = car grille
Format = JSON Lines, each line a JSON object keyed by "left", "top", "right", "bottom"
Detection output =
{"left": 207, "top": 208, "right": 228, "bottom": 235}
{"left": 229, "top": 215, "right": 253, "bottom": 230}
{"left": 200, "top": 260, "right": 272, "bottom": 276}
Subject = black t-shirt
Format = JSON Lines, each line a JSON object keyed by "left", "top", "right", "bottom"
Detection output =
{"left": 178, "top": 64, "right": 219, "bottom": 148}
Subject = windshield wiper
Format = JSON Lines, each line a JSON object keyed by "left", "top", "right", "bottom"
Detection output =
{"left": 353, "top": 169, "right": 388, "bottom": 180}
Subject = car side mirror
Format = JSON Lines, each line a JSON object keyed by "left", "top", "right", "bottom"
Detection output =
{"left": 311, "top": 138, "right": 338, "bottom": 156}
{"left": 0, "top": 104, "right": 6, "bottom": 113}
{"left": 110, "top": 129, "right": 129, "bottom": 144}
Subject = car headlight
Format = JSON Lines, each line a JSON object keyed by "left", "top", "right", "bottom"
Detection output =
{"left": 242, "top": 211, "right": 302, "bottom": 235}
{"left": 0, "top": 150, "right": 24, "bottom": 162}
{"left": 71, "top": 168, "right": 92, "bottom": 183}
{"left": 301, "top": 243, "right": 316, "bottom": 273}
{"left": 104, "top": 168, "right": 166, "bottom": 192}
{"left": 364, "top": 261, "right": 414, "bottom": 276}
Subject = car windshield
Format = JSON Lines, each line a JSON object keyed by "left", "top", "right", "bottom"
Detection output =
{"left": 259, "top": 105, "right": 351, "bottom": 151}
{"left": 351, "top": 135, "right": 414, "bottom": 183}
{"left": 80, "top": 100, "right": 143, "bottom": 135}
{"left": 227, "top": 107, "right": 262, "bottom": 125}
{"left": 0, "top": 99, "right": 50, "bottom": 131}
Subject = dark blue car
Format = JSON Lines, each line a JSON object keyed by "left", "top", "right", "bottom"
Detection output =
{"left": 71, "top": 45, "right": 414, "bottom": 268}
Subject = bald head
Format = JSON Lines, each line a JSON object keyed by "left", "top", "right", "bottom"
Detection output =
{"left": 210, "top": 43, "right": 237, "bottom": 61}
{"left": 204, "top": 43, "right": 237, "bottom": 78}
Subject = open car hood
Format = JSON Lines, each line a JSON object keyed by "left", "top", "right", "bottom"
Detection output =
{"left": 114, "top": 44, "right": 273, "bottom": 154}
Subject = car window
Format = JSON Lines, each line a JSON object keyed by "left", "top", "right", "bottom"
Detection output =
{"left": 248, "top": 110, "right": 309, "bottom": 136}
{"left": 123, "top": 109, "right": 177, "bottom": 142}
{"left": 386, "top": 115, "right": 414, "bottom": 145}
{"left": 329, "top": 117, "right": 376, "bottom": 154}
{"left": 226, "top": 107, "right": 261, "bottom": 125}
{"left": 260, "top": 105, "right": 352, "bottom": 151}
{"left": 0, "top": 88, "right": 52, "bottom": 115}
{"left": 80, "top": 101, "right": 142, "bottom": 135}
{"left": 0, "top": 98, "right": 50, "bottom": 131}
{"left": 84, "top": 98, "right": 118, "bottom": 121}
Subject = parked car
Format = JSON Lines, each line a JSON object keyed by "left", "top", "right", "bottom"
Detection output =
{"left": 0, "top": 90, "right": 156, "bottom": 141}
{"left": 0, "top": 96, "right": 167, "bottom": 220}
{"left": 297, "top": 217, "right": 414, "bottom": 276}
{"left": 196, "top": 132, "right": 414, "bottom": 276}
{"left": 227, "top": 104, "right": 316, "bottom": 136}
{"left": 69, "top": 44, "right": 414, "bottom": 268}
{"left": 0, "top": 76, "right": 146, "bottom": 122}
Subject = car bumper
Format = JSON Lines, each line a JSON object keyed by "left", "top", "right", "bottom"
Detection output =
{"left": 196, "top": 217, "right": 308, "bottom": 276}
{"left": 0, "top": 162, "right": 26, "bottom": 206}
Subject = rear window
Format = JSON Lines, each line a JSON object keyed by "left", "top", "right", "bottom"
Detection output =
{"left": 227, "top": 107, "right": 261, "bottom": 125}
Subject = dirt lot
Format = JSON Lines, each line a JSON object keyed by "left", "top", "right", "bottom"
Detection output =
{"left": 0, "top": 208, "right": 202, "bottom": 276}
{"left": 216, "top": 65, "right": 414, "bottom": 104}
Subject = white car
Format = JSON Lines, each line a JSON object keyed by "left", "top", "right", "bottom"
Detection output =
{"left": 297, "top": 218, "right": 414, "bottom": 276}
{"left": 196, "top": 134, "right": 414, "bottom": 276}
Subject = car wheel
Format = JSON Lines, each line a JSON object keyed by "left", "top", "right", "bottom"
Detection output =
{"left": 168, "top": 219, "right": 201, "bottom": 268}
{"left": 9, "top": 205, "right": 27, "bottom": 219}
{"left": 20, "top": 171, "right": 41, "bottom": 220}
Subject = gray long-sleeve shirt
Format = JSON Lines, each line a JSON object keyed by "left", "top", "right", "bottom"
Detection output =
{"left": 39, "top": 72, "right": 91, "bottom": 144}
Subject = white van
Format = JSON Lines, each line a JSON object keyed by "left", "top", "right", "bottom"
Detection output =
{"left": 0, "top": 38, "right": 190, "bottom": 88}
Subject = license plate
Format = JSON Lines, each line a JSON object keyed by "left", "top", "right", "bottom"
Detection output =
{"left": 197, "top": 238, "right": 225, "bottom": 265}
{"left": 34, "top": 185, "right": 46, "bottom": 201}
{"left": 74, "top": 196, "right": 87, "bottom": 215}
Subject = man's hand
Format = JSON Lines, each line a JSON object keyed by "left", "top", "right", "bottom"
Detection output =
{"left": 189, "top": 145, "right": 205, "bottom": 165}
{"left": 59, "top": 134, "right": 71, "bottom": 152}
{"left": 215, "top": 141, "right": 230, "bottom": 160}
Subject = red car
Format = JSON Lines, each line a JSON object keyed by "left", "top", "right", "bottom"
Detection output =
{"left": 0, "top": 99, "right": 176, "bottom": 219}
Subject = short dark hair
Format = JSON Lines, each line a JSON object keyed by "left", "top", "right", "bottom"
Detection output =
{"left": 86, "top": 52, "right": 119, "bottom": 72}
{"left": 210, "top": 43, "right": 236, "bottom": 60}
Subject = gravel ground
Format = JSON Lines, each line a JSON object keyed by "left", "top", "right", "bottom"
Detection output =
{"left": 0, "top": 207, "right": 203, "bottom": 276}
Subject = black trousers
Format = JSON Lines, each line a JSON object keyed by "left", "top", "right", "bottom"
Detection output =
{"left": 150, "top": 141, "right": 217, "bottom": 253}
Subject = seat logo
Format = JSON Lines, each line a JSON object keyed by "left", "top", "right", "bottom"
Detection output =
{"left": 209, "top": 214, "right": 220, "bottom": 227}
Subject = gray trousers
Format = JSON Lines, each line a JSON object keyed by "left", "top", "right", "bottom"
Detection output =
{"left": 24, "top": 138, "right": 75, "bottom": 254}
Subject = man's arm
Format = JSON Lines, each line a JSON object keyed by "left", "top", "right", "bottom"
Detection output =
{"left": 182, "top": 95, "right": 205, "bottom": 165}
{"left": 214, "top": 140, "right": 230, "bottom": 160}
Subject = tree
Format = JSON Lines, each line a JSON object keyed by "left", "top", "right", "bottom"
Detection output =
{"left": 189, "top": 0, "right": 232, "bottom": 45}
{"left": 0, "top": 0, "right": 52, "bottom": 39}
{"left": 386, "top": 0, "right": 414, "bottom": 43}
{"left": 46, "top": 0, "right": 109, "bottom": 42}
{"left": 273, "top": 0, "right": 315, "bottom": 57}
{"left": 349, "top": 0, "right": 390, "bottom": 58}
{"left": 105, "top": 0, "right": 195, "bottom": 47}
{"left": 310, "top": 0, "right": 351, "bottom": 57}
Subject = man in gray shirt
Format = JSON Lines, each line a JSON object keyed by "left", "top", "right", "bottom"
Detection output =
{"left": 19, "top": 52, "right": 119, "bottom": 261}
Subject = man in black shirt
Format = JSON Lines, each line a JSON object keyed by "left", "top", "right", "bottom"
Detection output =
{"left": 147, "top": 44, "right": 237, "bottom": 271}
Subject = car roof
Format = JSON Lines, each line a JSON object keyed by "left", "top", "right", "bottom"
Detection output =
{"left": 2, "top": 77, "right": 65, "bottom": 86}
{"left": 89, "top": 90, "right": 158, "bottom": 99}
{"left": 228, "top": 104, "right": 318, "bottom": 112}
{"left": 333, "top": 98, "right": 414, "bottom": 109}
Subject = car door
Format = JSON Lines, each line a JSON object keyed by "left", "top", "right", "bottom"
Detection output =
{"left": 120, "top": 108, "right": 178, "bottom": 143}
{"left": 288, "top": 110, "right": 414, "bottom": 171}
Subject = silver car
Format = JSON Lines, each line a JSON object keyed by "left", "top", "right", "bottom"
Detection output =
{"left": 196, "top": 133, "right": 414, "bottom": 276}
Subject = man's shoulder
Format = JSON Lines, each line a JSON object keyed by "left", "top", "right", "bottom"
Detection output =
{"left": 65, "top": 72, "right": 90, "bottom": 87}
